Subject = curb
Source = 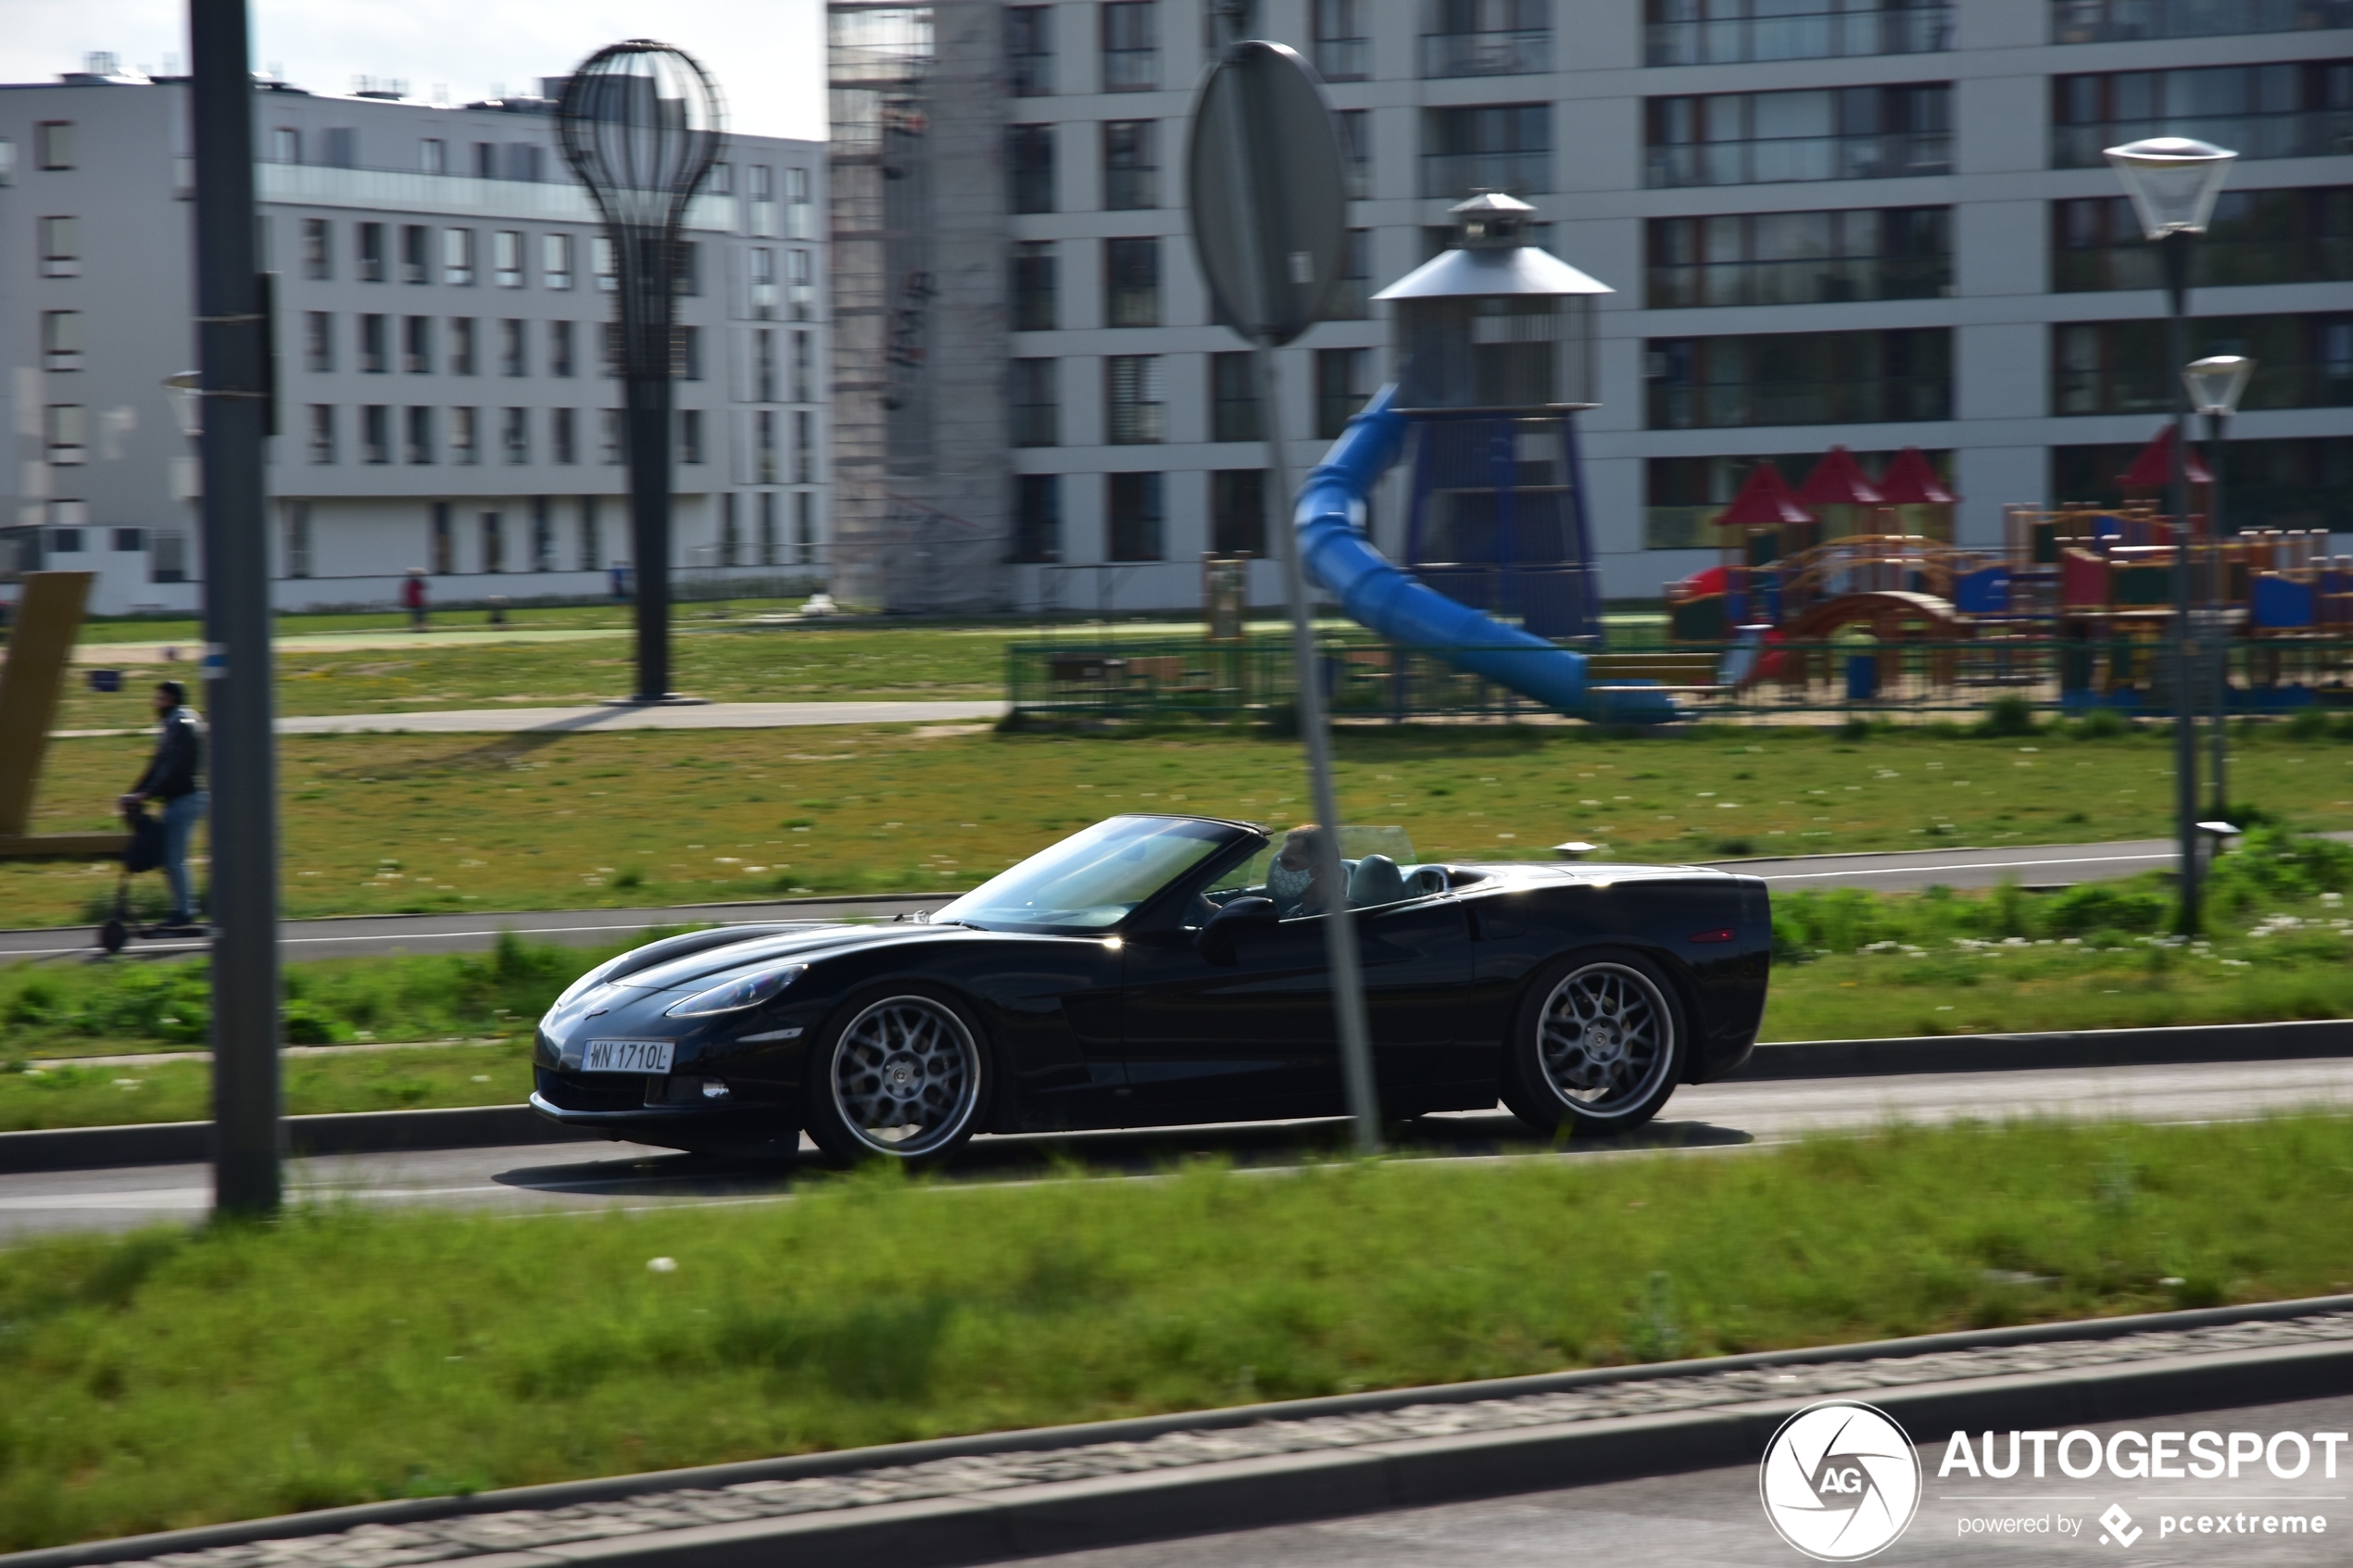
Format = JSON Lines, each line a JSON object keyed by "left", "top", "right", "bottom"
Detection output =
{"left": 0, "top": 1105, "right": 592, "bottom": 1174}
{"left": 12, "top": 1293, "right": 2353, "bottom": 1568}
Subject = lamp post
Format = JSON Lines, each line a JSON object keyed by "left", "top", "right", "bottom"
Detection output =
{"left": 556, "top": 43, "right": 724, "bottom": 704}
{"left": 2104, "top": 134, "right": 2235, "bottom": 935}
{"left": 2185, "top": 353, "right": 2255, "bottom": 820}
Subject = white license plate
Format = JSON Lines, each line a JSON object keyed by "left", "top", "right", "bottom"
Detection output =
{"left": 580, "top": 1038, "right": 676, "bottom": 1074}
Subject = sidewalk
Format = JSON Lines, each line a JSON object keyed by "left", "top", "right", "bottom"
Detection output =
{"left": 57, "top": 698, "right": 1006, "bottom": 740}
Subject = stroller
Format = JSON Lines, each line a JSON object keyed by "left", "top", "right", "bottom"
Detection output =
{"left": 98, "top": 804, "right": 168, "bottom": 955}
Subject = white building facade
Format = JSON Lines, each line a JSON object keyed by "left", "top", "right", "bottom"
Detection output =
{"left": 1, "top": 60, "right": 830, "bottom": 616}
{"left": 911, "top": 0, "right": 2353, "bottom": 610}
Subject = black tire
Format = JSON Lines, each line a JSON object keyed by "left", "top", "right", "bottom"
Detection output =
{"left": 803, "top": 984, "right": 993, "bottom": 1167}
{"left": 99, "top": 919, "right": 129, "bottom": 954}
{"left": 1501, "top": 949, "right": 1688, "bottom": 1137}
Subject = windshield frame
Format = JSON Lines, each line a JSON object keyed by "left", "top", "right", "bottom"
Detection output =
{"left": 935, "top": 814, "right": 1265, "bottom": 935}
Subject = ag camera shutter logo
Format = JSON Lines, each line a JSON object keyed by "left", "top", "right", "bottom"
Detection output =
{"left": 1759, "top": 1400, "right": 1923, "bottom": 1561}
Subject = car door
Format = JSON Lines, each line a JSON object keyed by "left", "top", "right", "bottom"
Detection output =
{"left": 1116, "top": 863, "right": 1467, "bottom": 1120}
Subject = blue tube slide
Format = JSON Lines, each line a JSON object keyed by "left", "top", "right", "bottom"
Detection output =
{"left": 1295, "top": 386, "right": 1680, "bottom": 724}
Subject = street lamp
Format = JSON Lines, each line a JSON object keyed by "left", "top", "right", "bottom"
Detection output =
{"left": 556, "top": 42, "right": 724, "bottom": 704}
{"left": 2186, "top": 353, "right": 2255, "bottom": 818}
{"left": 2104, "top": 134, "right": 2235, "bottom": 935}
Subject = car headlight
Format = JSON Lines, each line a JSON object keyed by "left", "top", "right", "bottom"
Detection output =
{"left": 665, "top": 964, "right": 809, "bottom": 1018}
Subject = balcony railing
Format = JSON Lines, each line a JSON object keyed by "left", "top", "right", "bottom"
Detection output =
{"left": 1648, "top": 255, "right": 1952, "bottom": 308}
{"left": 1420, "top": 29, "right": 1549, "bottom": 78}
{"left": 1421, "top": 148, "right": 1552, "bottom": 198}
{"left": 1313, "top": 37, "right": 1369, "bottom": 81}
{"left": 1646, "top": 6, "right": 1953, "bottom": 66}
{"left": 2053, "top": 0, "right": 2353, "bottom": 44}
{"left": 1648, "top": 375, "right": 1953, "bottom": 429}
{"left": 1647, "top": 132, "right": 1951, "bottom": 188}
{"left": 2054, "top": 110, "right": 2353, "bottom": 169}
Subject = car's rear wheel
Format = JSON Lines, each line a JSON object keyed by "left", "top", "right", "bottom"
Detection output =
{"left": 804, "top": 986, "right": 990, "bottom": 1165}
{"left": 1501, "top": 951, "right": 1687, "bottom": 1137}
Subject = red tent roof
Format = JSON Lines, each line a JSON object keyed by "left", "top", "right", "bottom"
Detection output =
{"left": 2119, "top": 423, "right": 2213, "bottom": 488}
{"left": 1794, "top": 445, "right": 1884, "bottom": 508}
{"left": 1878, "top": 446, "right": 1955, "bottom": 505}
{"left": 1715, "top": 463, "right": 1815, "bottom": 528}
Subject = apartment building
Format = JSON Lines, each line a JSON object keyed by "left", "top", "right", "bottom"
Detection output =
{"left": 838, "top": 0, "right": 2351, "bottom": 612}
{"left": 0, "top": 56, "right": 830, "bottom": 615}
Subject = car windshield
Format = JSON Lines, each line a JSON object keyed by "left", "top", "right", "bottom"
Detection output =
{"left": 935, "top": 816, "right": 1242, "bottom": 931}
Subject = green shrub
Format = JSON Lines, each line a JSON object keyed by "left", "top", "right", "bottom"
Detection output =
{"left": 1977, "top": 694, "right": 2038, "bottom": 738}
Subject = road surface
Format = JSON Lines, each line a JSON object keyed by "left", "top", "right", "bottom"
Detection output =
{"left": 5, "top": 1057, "right": 2347, "bottom": 1237}
{"left": 988, "top": 1392, "right": 2353, "bottom": 1567}
{"left": 0, "top": 835, "right": 2263, "bottom": 963}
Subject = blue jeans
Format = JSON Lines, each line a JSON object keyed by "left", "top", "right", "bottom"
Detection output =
{"left": 160, "top": 791, "right": 207, "bottom": 923}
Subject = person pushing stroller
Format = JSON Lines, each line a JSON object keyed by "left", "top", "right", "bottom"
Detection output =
{"left": 117, "top": 680, "right": 207, "bottom": 935}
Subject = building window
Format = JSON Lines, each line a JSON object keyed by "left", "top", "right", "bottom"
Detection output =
{"left": 1106, "top": 355, "right": 1165, "bottom": 444}
{"left": 2053, "top": 436, "right": 2353, "bottom": 533}
{"left": 111, "top": 527, "right": 145, "bottom": 553}
{"left": 754, "top": 491, "right": 776, "bottom": 565}
{"left": 47, "top": 518, "right": 86, "bottom": 556}
{"left": 595, "top": 236, "right": 619, "bottom": 293}
{"left": 302, "top": 311, "right": 333, "bottom": 373}
{"left": 1013, "top": 358, "right": 1060, "bottom": 446}
{"left": 721, "top": 493, "right": 743, "bottom": 566}
{"left": 443, "top": 227, "right": 475, "bottom": 285}
{"left": 785, "top": 167, "right": 814, "bottom": 239}
{"left": 431, "top": 502, "right": 455, "bottom": 573}
{"left": 452, "top": 406, "right": 479, "bottom": 465}
{"left": 35, "top": 120, "right": 73, "bottom": 169}
{"left": 358, "top": 222, "right": 386, "bottom": 282}
{"left": 494, "top": 230, "right": 523, "bottom": 287}
{"left": 677, "top": 240, "right": 703, "bottom": 298}
{"left": 401, "top": 224, "right": 430, "bottom": 284}
{"left": 2054, "top": 62, "right": 2353, "bottom": 169}
{"left": 531, "top": 496, "right": 555, "bottom": 572}
{"left": 1107, "top": 471, "right": 1164, "bottom": 560}
{"left": 449, "top": 317, "right": 476, "bottom": 376}
{"left": 749, "top": 246, "right": 777, "bottom": 315}
{"left": 1104, "top": 237, "right": 1161, "bottom": 328}
{"left": 481, "top": 510, "right": 505, "bottom": 573}
{"left": 579, "top": 496, "right": 602, "bottom": 570}
{"left": 359, "top": 314, "right": 388, "bottom": 373}
{"left": 1647, "top": 84, "right": 1953, "bottom": 188}
{"left": 543, "top": 232, "right": 573, "bottom": 290}
{"left": 421, "top": 138, "right": 446, "bottom": 175}
{"left": 1009, "top": 5, "right": 1055, "bottom": 94}
{"left": 284, "top": 502, "right": 312, "bottom": 579}
{"left": 307, "top": 404, "right": 335, "bottom": 464}
{"left": 1329, "top": 229, "right": 1373, "bottom": 320}
{"left": 600, "top": 408, "right": 624, "bottom": 464}
{"left": 1422, "top": 104, "right": 1553, "bottom": 198}
{"left": 682, "top": 408, "right": 705, "bottom": 465}
{"left": 787, "top": 249, "right": 813, "bottom": 319}
{"left": 549, "top": 320, "right": 574, "bottom": 378}
{"left": 755, "top": 410, "right": 778, "bottom": 482}
{"left": 473, "top": 142, "right": 497, "bottom": 180}
{"left": 500, "top": 319, "right": 527, "bottom": 377}
{"left": 406, "top": 406, "right": 435, "bottom": 464}
{"left": 1647, "top": 206, "right": 1953, "bottom": 307}
{"left": 1422, "top": 0, "right": 1551, "bottom": 78}
{"left": 301, "top": 218, "right": 332, "bottom": 280}
{"left": 2053, "top": 1, "right": 2353, "bottom": 45}
{"left": 792, "top": 331, "right": 813, "bottom": 402}
{"left": 325, "top": 128, "right": 358, "bottom": 169}
{"left": 363, "top": 405, "right": 391, "bottom": 464}
{"left": 1010, "top": 125, "right": 1057, "bottom": 215}
{"left": 2055, "top": 313, "right": 2353, "bottom": 415}
{"left": 2055, "top": 187, "right": 2353, "bottom": 292}
{"left": 37, "top": 216, "right": 78, "bottom": 276}
{"left": 794, "top": 410, "right": 815, "bottom": 483}
{"left": 680, "top": 325, "right": 703, "bottom": 382}
{"left": 1103, "top": 120, "right": 1159, "bottom": 210}
{"left": 1315, "top": 347, "right": 1372, "bottom": 439}
{"left": 1314, "top": 0, "right": 1371, "bottom": 81}
{"left": 150, "top": 531, "right": 189, "bottom": 584}
{"left": 503, "top": 407, "right": 530, "bottom": 464}
{"left": 754, "top": 329, "right": 777, "bottom": 403}
{"left": 1012, "top": 242, "right": 1058, "bottom": 332}
{"left": 1210, "top": 352, "right": 1261, "bottom": 443}
{"left": 552, "top": 407, "right": 575, "bottom": 465}
{"left": 795, "top": 491, "right": 817, "bottom": 564}
{"left": 1102, "top": 1, "right": 1159, "bottom": 92}
{"left": 41, "top": 309, "right": 84, "bottom": 371}
{"left": 602, "top": 323, "right": 624, "bottom": 377}
{"left": 1336, "top": 109, "right": 1371, "bottom": 201}
{"left": 403, "top": 315, "right": 434, "bottom": 374}
{"left": 1647, "top": 327, "right": 1954, "bottom": 428}
{"left": 1645, "top": 0, "right": 1955, "bottom": 68}
{"left": 1211, "top": 469, "right": 1266, "bottom": 557}
{"left": 1643, "top": 447, "right": 1955, "bottom": 548}
{"left": 1012, "top": 473, "right": 1062, "bottom": 562}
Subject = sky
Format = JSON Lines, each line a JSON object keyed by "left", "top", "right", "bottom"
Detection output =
{"left": 0, "top": 0, "right": 828, "bottom": 141}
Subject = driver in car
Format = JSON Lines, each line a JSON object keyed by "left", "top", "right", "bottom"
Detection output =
{"left": 1266, "top": 824, "right": 1340, "bottom": 918}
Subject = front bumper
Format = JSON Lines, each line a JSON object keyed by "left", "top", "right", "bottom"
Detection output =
{"left": 530, "top": 1066, "right": 789, "bottom": 1135}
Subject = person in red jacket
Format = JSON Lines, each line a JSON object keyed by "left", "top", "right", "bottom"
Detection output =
{"left": 402, "top": 569, "right": 429, "bottom": 631}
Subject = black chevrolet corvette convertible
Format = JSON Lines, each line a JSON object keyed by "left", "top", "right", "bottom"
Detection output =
{"left": 532, "top": 814, "right": 1770, "bottom": 1162}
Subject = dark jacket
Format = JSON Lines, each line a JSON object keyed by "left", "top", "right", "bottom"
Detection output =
{"left": 132, "top": 707, "right": 204, "bottom": 800}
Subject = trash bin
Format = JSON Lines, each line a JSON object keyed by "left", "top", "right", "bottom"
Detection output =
{"left": 1844, "top": 654, "right": 1878, "bottom": 703}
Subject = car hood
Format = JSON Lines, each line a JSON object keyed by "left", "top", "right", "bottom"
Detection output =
{"left": 604, "top": 921, "right": 975, "bottom": 994}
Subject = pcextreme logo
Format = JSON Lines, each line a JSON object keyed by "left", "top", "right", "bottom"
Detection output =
{"left": 1760, "top": 1401, "right": 1924, "bottom": 1561}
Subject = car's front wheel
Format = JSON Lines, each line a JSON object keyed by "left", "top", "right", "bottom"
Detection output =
{"left": 1501, "top": 951, "right": 1687, "bottom": 1137}
{"left": 804, "top": 986, "right": 991, "bottom": 1165}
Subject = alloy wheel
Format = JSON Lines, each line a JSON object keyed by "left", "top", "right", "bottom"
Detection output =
{"left": 829, "top": 995, "right": 983, "bottom": 1157}
{"left": 1534, "top": 961, "right": 1673, "bottom": 1114}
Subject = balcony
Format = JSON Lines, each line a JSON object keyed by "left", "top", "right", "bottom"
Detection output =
{"left": 1421, "top": 148, "right": 1552, "bottom": 199}
{"left": 2053, "top": 0, "right": 2353, "bottom": 44}
{"left": 1647, "top": 132, "right": 1950, "bottom": 188}
{"left": 1646, "top": 6, "right": 1952, "bottom": 67}
{"left": 2054, "top": 109, "right": 2353, "bottom": 169}
{"left": 1420, "top": 29, "right": 1549, "bottom": 79}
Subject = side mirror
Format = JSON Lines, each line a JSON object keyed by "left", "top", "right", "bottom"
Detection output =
{"left": 1196, "top": 896, "right": 1277, "bottom": 965}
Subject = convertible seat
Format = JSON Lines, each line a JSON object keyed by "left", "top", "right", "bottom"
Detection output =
{"left": 1347, "top": 853, "right": 1407, "bottom": 909}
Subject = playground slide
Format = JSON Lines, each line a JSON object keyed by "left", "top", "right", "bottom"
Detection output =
{"left": 1295, "top": 386, "right": 1680, "bottom": 725}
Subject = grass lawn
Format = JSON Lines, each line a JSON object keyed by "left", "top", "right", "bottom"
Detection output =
{"left": 0, "top": 1043, "right": 529, "bottom": 1131}
{"left": 16, "top": 719, "right": 2353, "bottom": 928}
{"left": 6, "top": 1115, "right": 2353, "bottom": 1547}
